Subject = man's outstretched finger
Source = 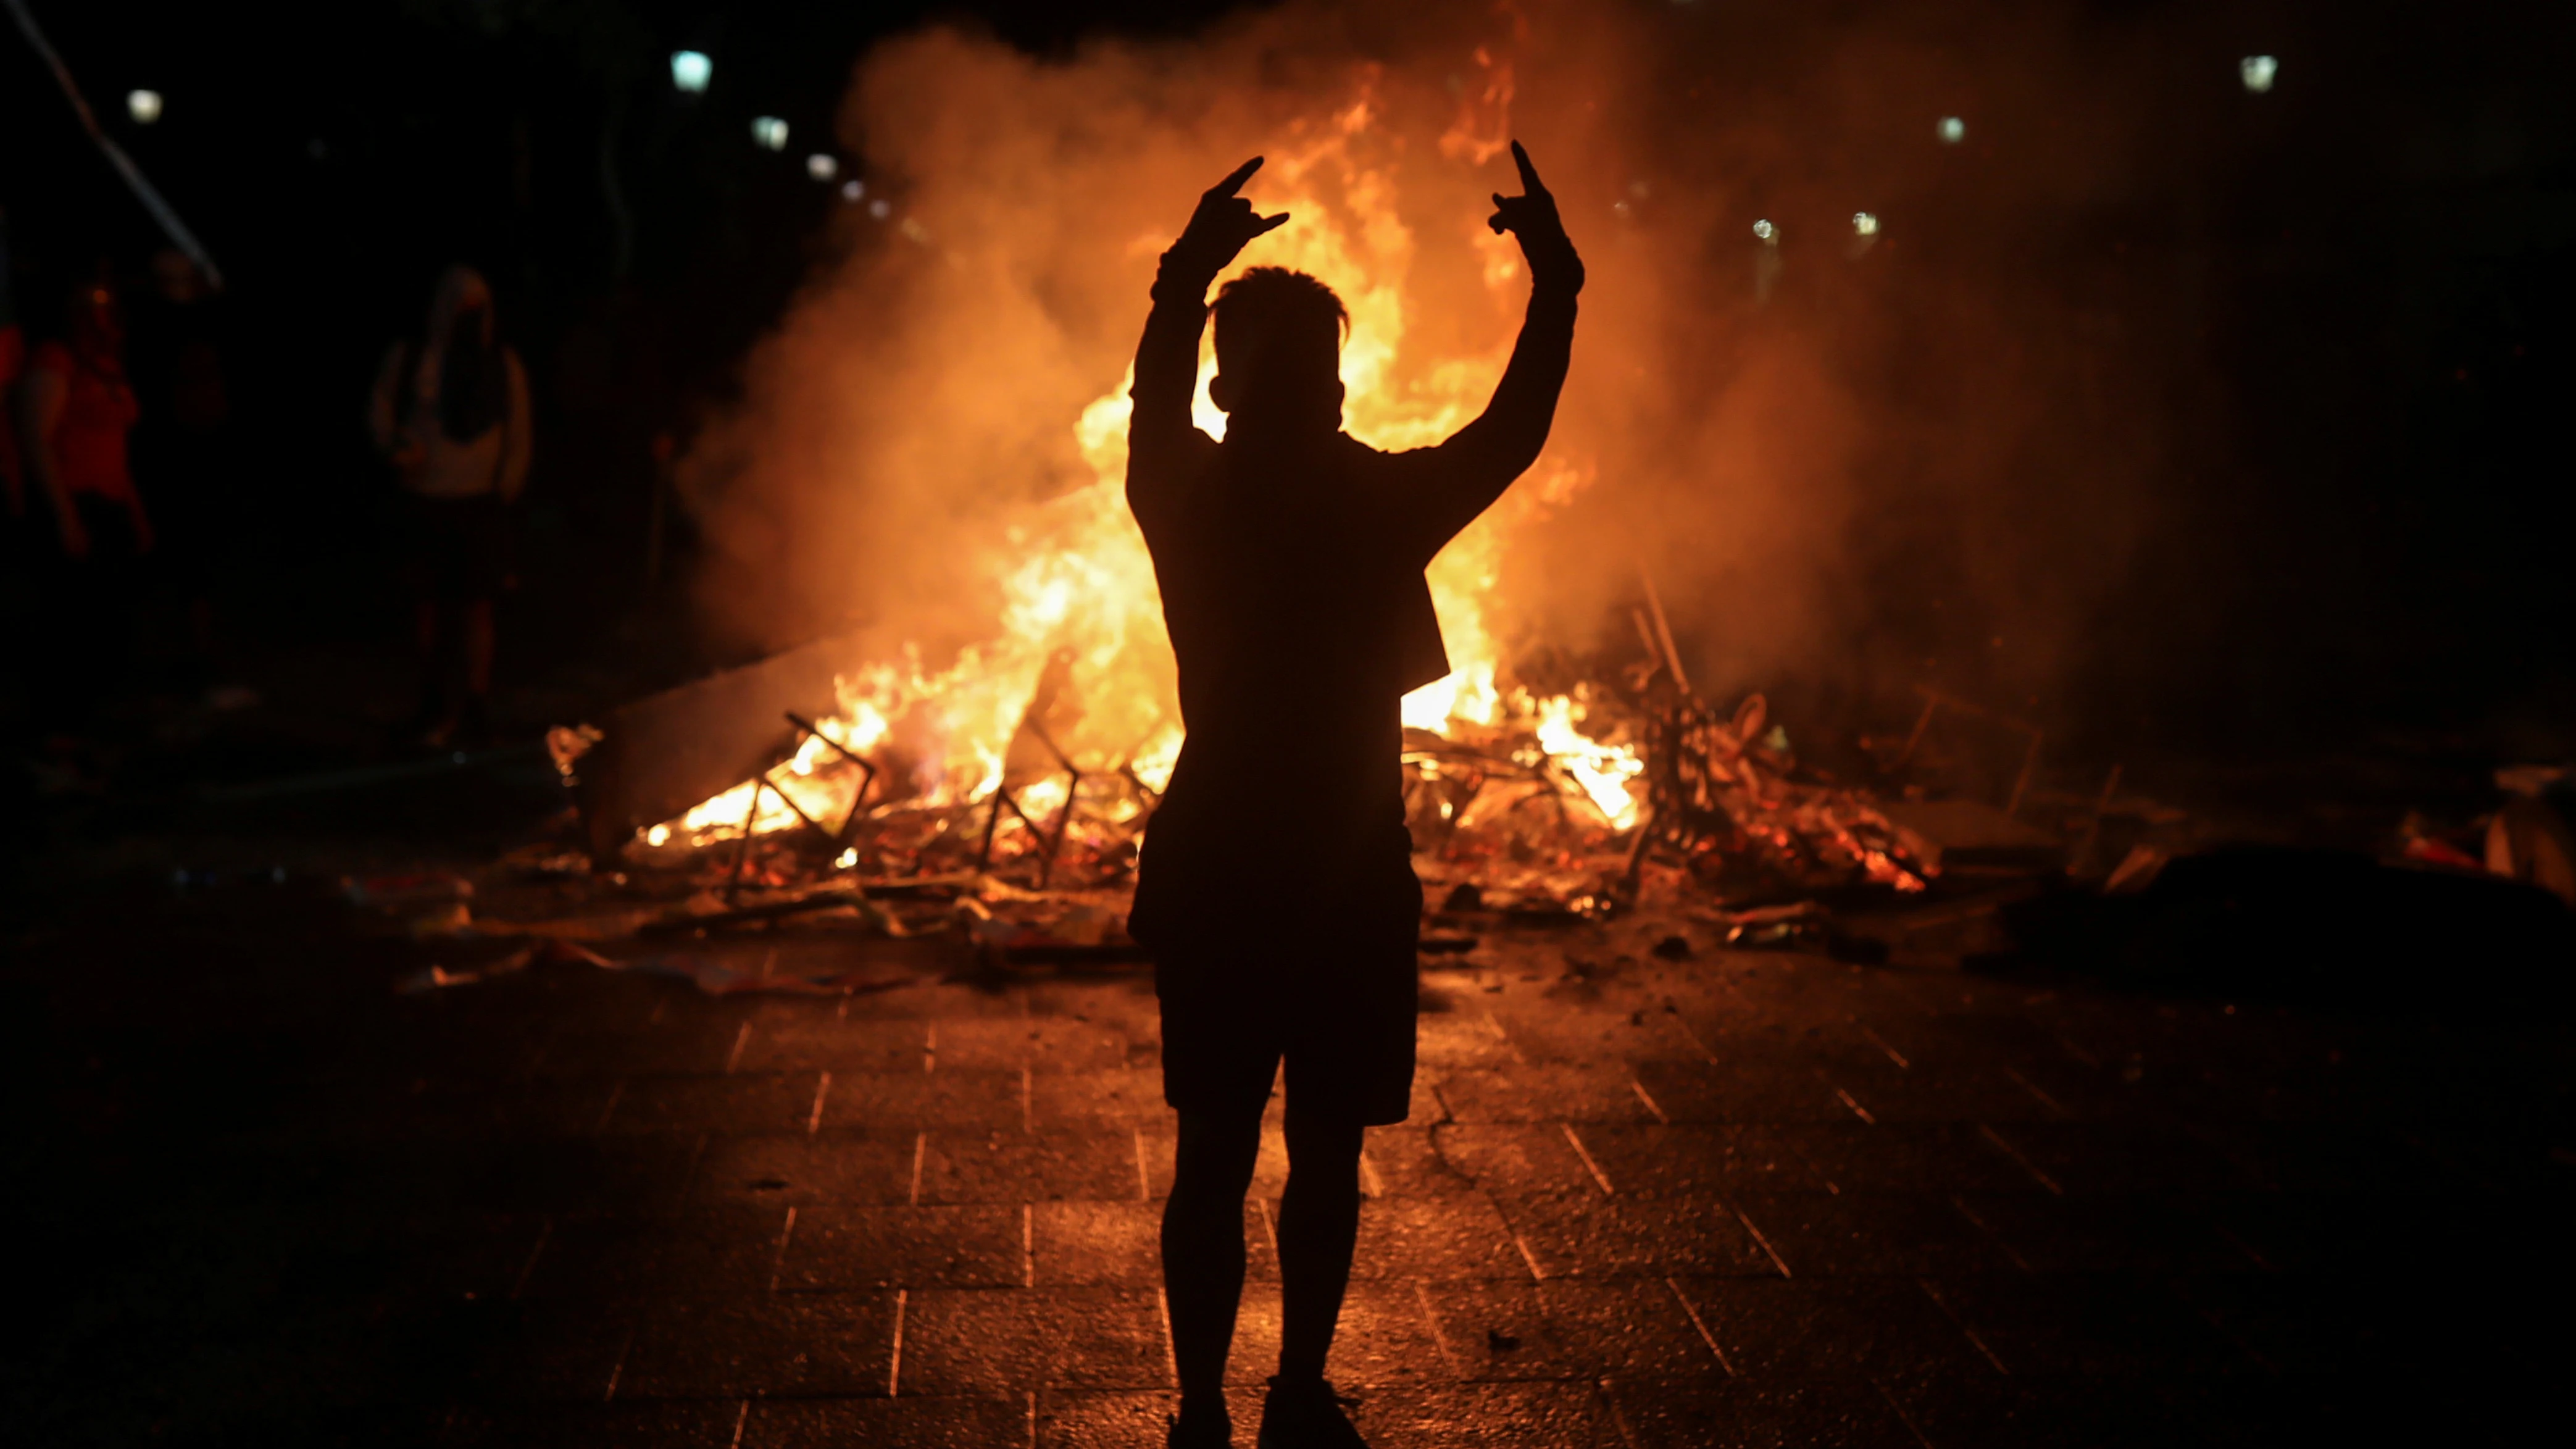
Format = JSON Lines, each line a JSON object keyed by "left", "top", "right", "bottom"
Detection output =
{"left": 1510, "top": 140, "right": 1547, "bottom": 197}
{"left": 1253, "top": 211, "right": 1291, "bottom": 236}
{"left": 1209, "top": 156, "right": 1264, "bottom": 198}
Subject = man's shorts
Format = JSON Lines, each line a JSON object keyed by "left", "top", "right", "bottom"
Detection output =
{"left": 1155, "top": 932, "right": 1419, "bottom": 1126}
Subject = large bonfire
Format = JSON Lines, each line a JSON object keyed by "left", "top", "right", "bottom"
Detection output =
{"left": 644, "top": 77, "right": 1653, "bottom": 885}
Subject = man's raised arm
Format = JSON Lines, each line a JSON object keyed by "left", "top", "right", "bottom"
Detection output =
{"left": 1396, "top": 142, "right": 1585, "bottom": 559}
{"left": 1127, "top": 158, "right": 1289, "bottom": 511}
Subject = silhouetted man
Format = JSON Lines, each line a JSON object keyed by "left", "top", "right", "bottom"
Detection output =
{"left": 1126, "top": 144, "right": 1582, "bottom": 1448}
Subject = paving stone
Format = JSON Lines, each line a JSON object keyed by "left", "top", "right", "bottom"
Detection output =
{"left": 896, "top": 1287, "right": 1169, "bottom": 1394}
{"left": 744, "top": 1395, "right": 1034, "bottom": 1448}
{"left": 933, "top": 1018, "right": 1132, "bottom": 1073}
{"left": 1414, "top": 1013, "right": 1524, "bottom": 1071}
{"left": 600, "top": 1073, "right": 823, "bottom": 1135}
{"left": 436, "top": 1398, "right": 749, "bottom": 1447}
{"left": 615, "top": 1292, "right": 895, "bottom": 1398}
{"left": 1535, "top": 1277, "right": 1729, "bottom": 1379}
{"left": 1769, "top": 1121, "right": 2035, "bottom": 1194}
{"left": 350, "top": 1212, "right": 553, "bottom": 1303}
{"left": 1927, "top": 1272, "right": 2252, "bottom": 1378}
{"left": 1340, "top": 1380, "right": 1624, "bottom": 1448}
{"left": 1828, "top": 1054, "right": 2071, "bottom": 1124}
{"left": 1030, "top": 1200, "right": 1160, "bottom": 1285}
{"left": 917, "top": 1129, "right": 1141, "bottom": 1205}
{"left": 394, "top": 1079, "right": 619, "bottom": 1141}
{"left": 1430, "top": 1124, "right": 1604, "bottom": 1198}
{"left": 737, "top": 1018, "right": 928, "bottom": 1074}
{"left": 1034, "top": 1388, "right": 1200, "bottom": 1447}
{"left": 1416, "top": 1279, "right": 1581, "bottom": 1382}
{"left": 1572, "top": 1124, "right": 1827, "bottom": 1196}
{"left": 1959, "top": 1192, "right": 2261, "bottom": 1273}
{"left": 1975, "top": 1122, "right": 2255, "bottom": 1195}
{"left": 1606, "top": 1376, "right": 1924, "bottom": 1449}
{"left": 458, "top": 1136, "right": 706, "bottom": 1215}
{"left": 2169, "top": 1271, "right": 2380, "bottom": 1376}
{"left": 520, "top": 1207, "right": 788, "bottom": 1301}
{"left": 781, "top": 1205, "right": 1027, "bottom": 1290}
{"left": 1028, "top": 1070, "right": 1174, "bottom": 1130}
{"left": 819, "top": 1070, "right": 1025, "bottom": 1132}
{"left": 840, "top": 981, "right": 1035, "bottom": 1021}
{"left": 1729, "top": 1192, "right": 2011, "bottom": 1277}
{"left": 1883, "top": 1369, "right": 2219, "bottom": 1449}
{"left": 1669, "top": 1275, "right": 1998, "bottom": 1380}
{"left": 1490, "top": 1003, "right": 1701, "bottom": 1065}
{"left": 527, "top": 1022, "right": 743, "bottom": 1080}
{"left": 1500, "top": 1192, "right": 1775, "bottom": 1279}
{"left": 1362, "top": 1124, "right": 1481, "bottom": 1198}
{"left": 1338, "top": 1195, "right": 1536, "bottom": 1280}
{"left": 688, "top": 1130, "right": 916, "bottom": 1207}
{"left": 1433, "top": 1064, "right": 1661, "bottom": 1125}
{"left": 2186, "top": 1121, "right": 2459, "bottom": 1193}
{"left": 455, "top": 1300, "right": 632, "bottom": 1403}
{"left": 1630, "top": 1059, "right": 1859, "bottom": 1124}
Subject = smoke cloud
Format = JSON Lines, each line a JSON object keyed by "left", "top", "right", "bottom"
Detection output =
{"left": 678, "top": 0, "right": 2188, "bottom": 752}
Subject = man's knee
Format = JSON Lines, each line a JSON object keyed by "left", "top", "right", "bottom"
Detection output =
{"left": 1172, "top": 1108, "right": 1264, "bottom": 1199}
{"left": 1282, "top": 1111, "right": 1364, "bottom": 1193}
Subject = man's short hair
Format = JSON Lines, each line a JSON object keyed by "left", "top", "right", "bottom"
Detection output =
{"left": 1212, "top": 267, "right": 1347, "bottom": 381}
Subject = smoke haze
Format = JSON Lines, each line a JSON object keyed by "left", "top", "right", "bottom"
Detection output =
{"left": 678, "top": 0, "right": 2202, "bottom": 752}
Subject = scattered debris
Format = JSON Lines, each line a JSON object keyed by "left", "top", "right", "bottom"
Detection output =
{"left": 2104, "top": 844, "right": 2171, "bottom": 895}
{"left": 2487, "top": 783, "right": 2576, "bottom": 907}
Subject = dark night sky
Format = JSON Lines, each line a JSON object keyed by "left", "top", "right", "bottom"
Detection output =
{"left": 4, "top": 0, "right": 2572, "bottom": 762}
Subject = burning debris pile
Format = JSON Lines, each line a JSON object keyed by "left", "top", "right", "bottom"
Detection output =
{"left": 558, "top": 609, "right": 1937, "bottom": 963}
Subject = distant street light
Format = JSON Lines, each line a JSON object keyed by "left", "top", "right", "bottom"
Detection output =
{"left": 127, "top": 89, "right": 162, "bottom": 125}
{"left": 752, "top": 116, "right": 788, "bottom": 151}
{"left": 670, "top": 50, "right": 711, "bottom": 94}
{"left": 1937, "top": 115, "right": 1965, "bottom": 144}
{"left": 806, "top": 153, "right": 838, "bottom": 182}
{"left": 2240, "top": 55, "right": 2278, "bottom": 93}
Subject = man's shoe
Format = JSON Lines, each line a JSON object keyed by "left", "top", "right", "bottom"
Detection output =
{"left": 1257, "top": 1376, "right": 1367, "bottom": 1447}
{"left": 1169, "top": 1395, "right": 1233, "bottom": 1448}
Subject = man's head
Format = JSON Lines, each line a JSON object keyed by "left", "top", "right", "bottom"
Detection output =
{"left": 1209, "top": 267, "right": 1345, "bottom": 436}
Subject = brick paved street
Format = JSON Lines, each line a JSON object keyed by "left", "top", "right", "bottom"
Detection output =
{"left": 17, "top": 878, "right": 2572, "bottom": 1445}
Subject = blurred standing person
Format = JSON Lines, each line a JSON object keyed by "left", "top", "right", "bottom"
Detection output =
{"left": 127, "top": 246, "right": 238, "bottom": 696}
{"left": 20, "top": 265, "right": 151, "bottom": 733}
{"left": 369, "top": 265, "right": 530, "bottom": 748}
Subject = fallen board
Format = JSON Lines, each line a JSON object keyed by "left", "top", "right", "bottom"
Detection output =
{"left": 575, "top": 633, "right": 864, "bottom": 861}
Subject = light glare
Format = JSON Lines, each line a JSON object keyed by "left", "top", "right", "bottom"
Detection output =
{"left": 752, "top": 116, "right": 789, "bottom": 151}
{"left": 806, "top": 153, "right": 838, "bottom": 181}
{"left": 2240, "top": 55, "right": 2278, "bottom": 93}
{"left": 841, "top": 178, "right": 866, "bottom": 202}
{"left": 127, "top": 90, "right": 162, "bottom": 125}
{"left": 670, "top": 50, "right": 711, "bottom": 93}
{"left": 1937, "top": 115, "right": 1965, "bottom": 144}
{"left": 1852, "top": 212, "right": 1879, "bottom": 236}
{"left": 1752, "top": 219, "right": 1775, "bottom": 241}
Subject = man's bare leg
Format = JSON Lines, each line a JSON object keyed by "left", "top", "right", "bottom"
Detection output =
{"left": 1163, "top": 1106, "right": 1263, "bottom": 1439}
{"left": 1275, "top": 1111, "right": 1364, "bottom": 1385}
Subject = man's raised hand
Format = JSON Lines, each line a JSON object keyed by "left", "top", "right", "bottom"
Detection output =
{"left": 1488, "top": 141, "right": 1584, "bottom": 293}
{"left": 1170, "top": 157, "right": 1290, "bottom": 277}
